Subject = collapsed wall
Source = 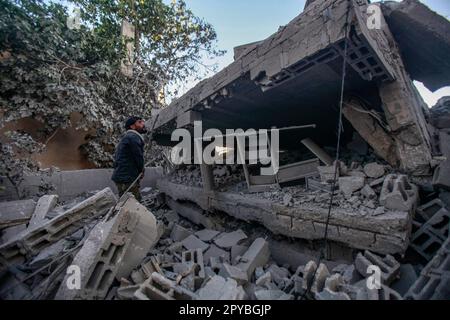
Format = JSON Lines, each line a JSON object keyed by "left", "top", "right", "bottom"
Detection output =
{"left": 144, "top": 0, "right": 450, "bottom": 257}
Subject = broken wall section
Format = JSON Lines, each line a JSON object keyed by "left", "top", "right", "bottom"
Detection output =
{"left": 352, "top": 0, "right": 434, "bottom": 175}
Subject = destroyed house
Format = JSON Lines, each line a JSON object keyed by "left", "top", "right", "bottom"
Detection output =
{"left": 147, "top": 0, "right": 450, "bottom": 255}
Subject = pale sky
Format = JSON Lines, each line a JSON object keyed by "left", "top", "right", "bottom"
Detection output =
{"left": 172, "top": 0, "right": 450, "bottom": 107}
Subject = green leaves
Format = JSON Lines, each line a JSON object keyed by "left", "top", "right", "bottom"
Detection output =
{"left": 0, "top": 0, "right": 223, "bottom": 191}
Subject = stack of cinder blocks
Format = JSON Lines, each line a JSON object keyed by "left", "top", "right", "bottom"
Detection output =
{"left": 55, "top": 195, "right": 160, "bottom": 300}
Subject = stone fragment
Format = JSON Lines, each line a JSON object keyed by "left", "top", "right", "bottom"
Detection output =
{"left": 197, "top": 276, "right": 246, "bottom": 300}
{"left": 379, "top": 174, "right": 418, "bottom": 212}
{"left": 204, "top": 244, "right": 230, "bottom": 264}
{"left": 254, "top": 289, "right": 293, "bottom": 300}
{"left": 170, "top": 224, "right": 192, "bottom": 242}
{"left": 28, "top": 195, "right": 58, "bottom": 229}
{"left": 182, "top": 235, "right": 209, "bottom": 252}
{"left": 214, "top": 230, "right": 247, "bottom": 249}
{"left": 361, "top": 185, "right": 377, "bottom": 200}
{"left": 219, "top": 263, "right": 249, "bottom": 284}
{"left": 236, "top": 238, "right": 270, "bottom": 278}
{"left": 195, "top": 229, "right": 220, "bottom": 242}
{"left": 363, "top": 163, "right": 385, "bottom": 179}
{"left": 55, "top": 196, "right": 159, "bottom": 300}
{"left": 339, "top": 176, "right": 365, "bottom": 198}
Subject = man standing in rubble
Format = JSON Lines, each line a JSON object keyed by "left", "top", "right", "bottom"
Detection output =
{"left": 112, "top": 116, "right": 147, "bottom": 201}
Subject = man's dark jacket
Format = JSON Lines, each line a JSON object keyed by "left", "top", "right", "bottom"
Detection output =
{"left": 112, "top": 131, "right": 144, "bottom": 184}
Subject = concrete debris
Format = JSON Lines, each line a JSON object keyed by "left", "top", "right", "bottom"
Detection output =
{"left": 430, "top": 97, "right": 450, "bottom": 129}
{"left": 198, "top": 275, "right": 246, "bottom": 300}
{"left": 214, "top": 230, "right": 247, "bottom": 249}
{"left": 338, "top": 176, "right": 365, "bottom": 198}
{"left": 410, "top": 205, "right": 450, "bottom": 261}
{"left": 0, "top": 188, "right": 116, "bottom": 269}
{"left": 204, "top": 244, "right": 230, "bottom": 264}
{"left": 170, "top": 224, "right": 192, "bottom": 242}
{"left": 379, "top": 174, "right": 419, "bottom": 212}
{"left": 405, "top": 236, "right": 450, "bottom": 300}
{"left": 363, "top": 163, "right": 385, "bottom": 179}
{"left": 433, "top": 159, "right": 450, "bottom": 191}
{"left": 354, "top": 251, "right": 400, "bottom": 285}
{"left": 1, "top": 224, "right": 27, "bottom": 244}
{"left": 236, "top": 238, "right": 270, "bottom": 278}
{"left": 255, "top": 289, "right": 293, "bottom": 300}
{"left": 55, "top": 195, "right": 159, "bottom": 299}
{"left": 182, "top": 235, "right": 209, "bottom": 252}
{"left": 391, "top": 264, "right": 418, "bottom": 297}
{"left": 195, "top": 229, "right": 220, "bottom": 242}
{"left": 0, "top": 199, "right": 36, "bottom": 230}
{"left": 28, "top": 195, "right": 58, "bottom": 229}
{"left": 2, "top": 0, "right": 450, "bottom": 301}
{"left": 317, "top": 164, "right": 339, "bottom": 183}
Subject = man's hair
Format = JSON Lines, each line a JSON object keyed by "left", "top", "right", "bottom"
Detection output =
{"left": 125, "top": 116, "right": 143, "bottom": 130}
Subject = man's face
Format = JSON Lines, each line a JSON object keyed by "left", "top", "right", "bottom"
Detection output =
{"left": 131, "top": 119, "right": 146, "bottom": 133}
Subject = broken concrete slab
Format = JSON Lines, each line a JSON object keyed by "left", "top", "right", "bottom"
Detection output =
{"left": 55, "top": 195, "right": 159, "bottom": 300}
{"left": 432, "top": 159, "right": 450, "bottom": 191}
{"left": 363, "top": 163, "right": 385, "bottom": 179}
{"left": 317, "top": 165, "right": 339, "bottom": 184}
{"left": 338, "top": 176, "right": 365, "bottom": 198}
{"left": 182, "top": 235, "right": 209, "bottom": 252}
{"left": 28, "top": 195, "right": 58, "bottom": 229}
{"left": 219, "top": 263, "right": 249, "bottom": 284}
{"left": 361, "top": 185, "right": 377, "bottom": 200}
{"left": 343, "top": 98, "right": 399, "bottom": 167}
{"left": 197, "top": 275, "right": 246, "bottom": 300}
{"left": 315, "top": 287, "right": 351, "bottom": 300}
{"left": 267, "top": 264, "right": 290, "bottom": 286}
{"left": 310, "top": 263, "right": 330, "bottom": 294}
{"left": 0, "top": 199, "right": 36, "bottom": 230}
{"left": 236, "top": 238, "right": 270, "bottom": 279}
{"left": 158, "top": 179, "right": 413, "bottom": 254}
{"left": 1, "top": 224, "right": 27, "bottom": 244}
{"left": 195, "top": 229, "right": 220, "bottom": 242}
{"left": 214, "top": 230, "right": 247, "bottom": 249}
{"left": 255, "top": 289, "right": 293, "bottom": 300}
{"left": 170, "top": 224, "right": 192, "bottom": 242}
{"left": 231, "top": 245, "right": 248, "bottom": 263}
{"left": 167, "top": 197, "right": 214, "bottom": 229}
{"left": 255, "top": 272, "right": 271, "bottom": 287}
{"left": 204, "top": 244, "right": 230, "bottom": 264}
{"left": 0, "top": 188, "right": 116, "bottom": 270}
{"left": 381, "top": 0, "right": 450, "bottom": 92}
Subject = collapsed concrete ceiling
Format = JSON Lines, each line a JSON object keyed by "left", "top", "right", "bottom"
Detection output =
{"left": 381, "top": 0, "right": 450, "bottom": 92}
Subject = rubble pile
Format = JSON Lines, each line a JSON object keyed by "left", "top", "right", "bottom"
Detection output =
{"left": 1, "top": 0, "right": 450, "bottom": 301}
{"left": 0, "top": 174, "right": 449, "bottom": 300}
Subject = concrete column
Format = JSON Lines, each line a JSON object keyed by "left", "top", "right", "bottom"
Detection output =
{"left": 376, "top": 14, "right": 432, "bottom": 175}
{"left": 301, "top": 138, "right": 333, "bottom": 166}
{"left": 200, "top": 164, "right": 215, "bottom": 192}
{"left": 343, "top": 98, "right": 399, "bottom": 167}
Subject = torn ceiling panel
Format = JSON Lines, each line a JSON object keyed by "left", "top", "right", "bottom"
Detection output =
{"left": 381, "top": 0, "right": 450, "bottom": 92}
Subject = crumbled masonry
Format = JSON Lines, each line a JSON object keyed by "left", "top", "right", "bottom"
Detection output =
{"left": 1, "top": 0, "right": 450, "bottom": 300}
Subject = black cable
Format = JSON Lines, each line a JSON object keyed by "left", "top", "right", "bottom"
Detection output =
{"left": 300, "top": 0, "right": 351, "bottom": 300}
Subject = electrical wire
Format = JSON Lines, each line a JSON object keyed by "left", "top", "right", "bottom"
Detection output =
{"left": 300, "top": 0, "right": 352, "bottom": 300}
